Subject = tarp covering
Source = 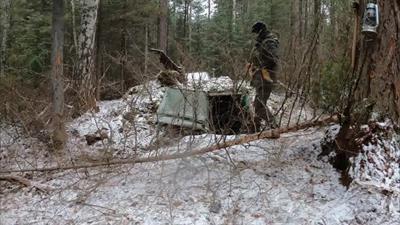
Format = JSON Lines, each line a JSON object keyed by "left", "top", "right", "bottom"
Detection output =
{"left": 157, "top": 87, "right": 209, "bottom": 130}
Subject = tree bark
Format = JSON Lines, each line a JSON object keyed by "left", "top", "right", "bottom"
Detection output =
{"left": 329, "top": 0, "right": 337, "bottom": 42}
{"left": 159, "top": 0, "right": 168, "bottom": 53}
{"left": 287, "top": 0, "right": 302, "bottom": 83}
{"left": 247, "top": 0, "right": 251, "bottom": 19}
{"left": 208, "top": 0, "right": 211, "bottom": 20}
{"left": 95, "top": 0, "right": 102, "bottom": 100}
{"left": 298, "top": 0, "right": 304, "bottom": 44}
{"left": 144, "top": 25, "right": 149, "bottom": 75}
{"left": 183, "top": 0, "right": 189, "bottom": 39}
{"left": 0, "top": 0, "right": 12, "bottom": 77}
{"left": 188, "top": 2, "right": 192, "bottom": 52}
{"left": 232, "top": 0, "right": 236, "bottom": 27}
{"left": 51, "top": 0, "right": 66, "bottom": 151}
{"left": 351, "top": 1, "right": 360, "bottom": 70}
{"left": 70, "top": 0, "right": 78, "bottom": 55}
{"left": 304, "top": 0, "right": 308, "bottom": 39}
{"left": 353, "top": 0, "right": 400, "bottom": 122}
{"left": 269, "top": 0, "right": 275, "bottom": 30}
{"left": 120, "top": 0, "right": 127, "bottom": 91}
{"left": 78, "top": 0, "right": 100, "bottom": 110}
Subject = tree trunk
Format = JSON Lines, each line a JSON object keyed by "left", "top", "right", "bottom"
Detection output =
{"left": 298, "top": 0, "right": 304, "bottom": 44}
{"left": 269, "top": 0, "right": 274, "bottom": 30}
{"left": 232, "top": 0, "right": 236, "bottom": 27}
{"left": 188, "top": 2, "right": 192, "bottom": 52}
{"left": 51, "top": 0, "right": 66, "bottom": 151}
{"left": 351, "top": 1, "right": 361, "bottom": 70}
{"left": 290, "top": 0, "right": 303, "bottom": 50}
{"left": 183, "top": 1, "right": 188, "bottom": 39}
{"left": 78, "top": 0, "right": 100, "bottom": 110}
{"left": 329, "top": 0, "right": 337, "bottom": 42}
{"left": 333, "top": 0, "right": 400, "bottom": 186}
{"left": 304, "top": 0, "right": 308, "bottom": 39}
{"left": 353, "top": 0, "right": 400, "bottom": 122}
{"left": 0, "top": 0, "right": 12, "bottom": 77}
{"left": 159, "top": 0, "right": 168, "bottom": 53}
{"left": 95, "top": 0, "right": 102, "bottom": 100}
{"left": 208, "top": 0, "right": 211, "bottom": 20}
{"left": 70, "top": 0, "right": 78, "bottom": 55}
{"left": 287, "top": 0, "right": 301, "bottom": 83}
{"left": 144, "top": 25, "right": 149, "bottom": 75}
{"left": 120, "top": 0, "right": 127, "bottom": 91}
{"left": 247, "top": 0, "right": 251, "bottom": 19}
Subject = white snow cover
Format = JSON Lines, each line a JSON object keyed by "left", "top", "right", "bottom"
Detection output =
{"left": 186, "top": 72, "right": 210, "bottom": 82}
{"left": 64, "top": 76, "right": 251, "bottom": 157}
{"left": 0, "top": 123, "right": 19, "bottom": 147}
{"left": 324, "top": 124, "right": 341, "bottom": 143}
{"left": 66, "top": 80, "right": 165, "bottom": 156}
{"left": 1, "top": 129, "right": 399, "bottom": 225}
{"left": 1, "top": 79, "right": 399, "bottom": 224}
{"left": 350, "top": 120, "right": 400, "bottom": 193}
{"left": 63, "top": 75, "right": 311, "bottom": 158}
{"left": 184, "top": 75, "right": 252, "bottom": 93}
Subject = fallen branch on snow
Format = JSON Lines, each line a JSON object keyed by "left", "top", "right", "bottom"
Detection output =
{"left": 353, "top": 180, "right": 400, "bottom": 195}
{"left": 0, "top": 175, "right": 53, "bottom": 192}
{"left": 0, "top": 115, "right": 338, "bottom": 174}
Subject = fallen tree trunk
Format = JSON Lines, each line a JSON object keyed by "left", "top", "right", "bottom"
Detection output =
{"left": 0, "top": 115, "right": 338, "bottom": 174}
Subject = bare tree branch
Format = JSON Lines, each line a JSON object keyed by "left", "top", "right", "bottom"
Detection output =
{"left": 0, "top": 115, "right": 338, "bottom": 174}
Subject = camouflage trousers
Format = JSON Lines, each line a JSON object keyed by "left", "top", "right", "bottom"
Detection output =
{"left": 251, "top": 70, "right": 276, "bottom": 128}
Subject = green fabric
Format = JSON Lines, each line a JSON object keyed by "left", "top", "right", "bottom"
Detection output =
{"left": 157, "top": 87, "right": 209, "bottom": 130}
{"left": 157, "top": 87, "right": 251, "bottom": 131}
{"left": 241, "top": 95, "right": 251, "bottom": 111}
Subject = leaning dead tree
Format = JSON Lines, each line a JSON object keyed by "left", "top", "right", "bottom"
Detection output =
{"left": 150, "top": 48, "right": 186, "bottom": 86}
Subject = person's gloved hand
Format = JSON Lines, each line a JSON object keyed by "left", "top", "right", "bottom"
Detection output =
{"left": 261, "top": 69, "right": 273, "bottom": 83}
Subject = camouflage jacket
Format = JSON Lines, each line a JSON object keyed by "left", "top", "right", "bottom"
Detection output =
{"left": 250, "top": 34, "right": 279, "bottom": 71}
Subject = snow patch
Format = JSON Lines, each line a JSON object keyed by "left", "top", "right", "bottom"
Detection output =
{"left": 186, "top": 72, "right": 210, "bottom": 82}
{"left": 350, "top": 120, "right": 400, "bottom": 192}
{"left": 184, "top": 75, "right": 252, "bottom": 93}
{"left": 1, "top": 129, "right": 399, "bottom": 224}
{"left": 67, "top": 80, "right": 165, "bottom": 155}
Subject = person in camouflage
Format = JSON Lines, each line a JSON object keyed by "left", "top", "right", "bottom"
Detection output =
{"left": 247, "top": 21, "right": 279, "bottom": 129}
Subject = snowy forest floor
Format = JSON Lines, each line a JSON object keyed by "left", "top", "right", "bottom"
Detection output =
{"left": 1, "top": 78, "right": 399, "bottom": 225}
